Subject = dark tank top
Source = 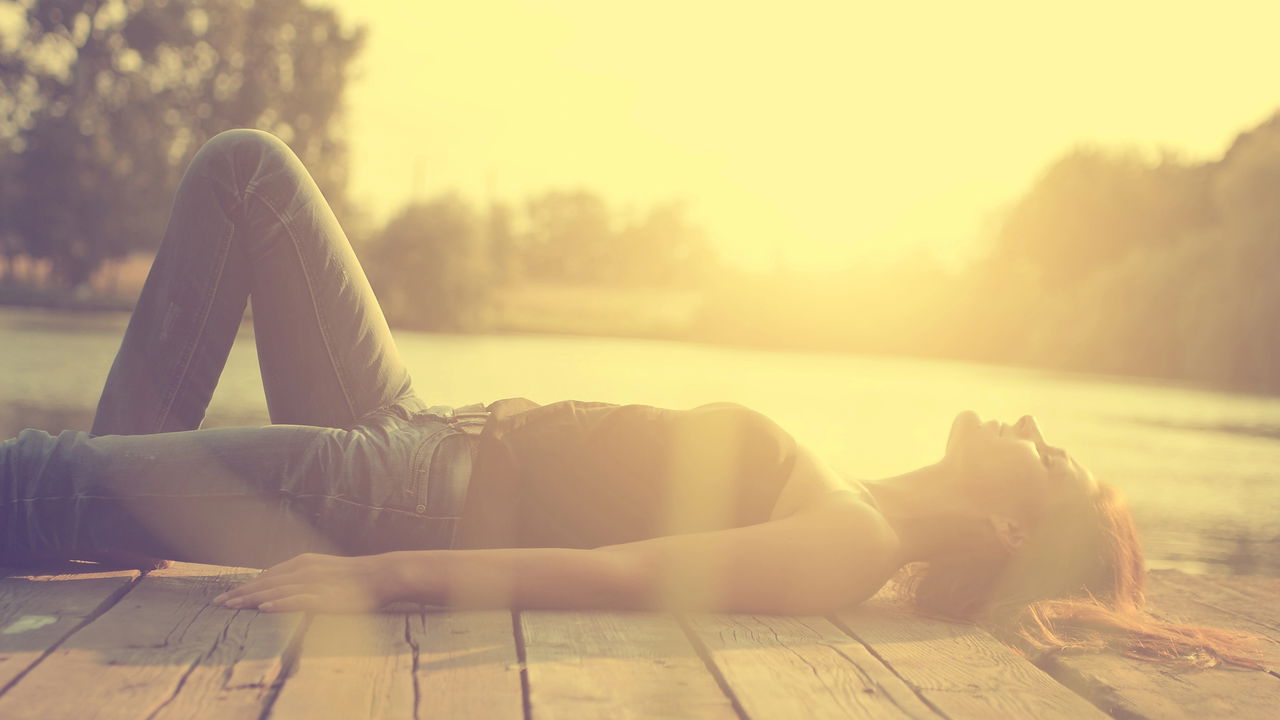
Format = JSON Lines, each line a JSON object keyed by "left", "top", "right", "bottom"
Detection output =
{"left": 452, "top": 398, "right": 799, "bottom": 550}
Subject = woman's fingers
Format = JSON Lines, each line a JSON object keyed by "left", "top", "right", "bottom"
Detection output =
{"left": 219, "top": 582, "right": 368, "bottom": 613}
{"left": 220, "top": 583, "right": 314, "bottom": 609}
{"left": 216, "top": 555, "right": 347, "bottom": 603}
{"left": 214, "top": 569, "right": 312, "bottom": 604}
{"left": 210, "top": 552, "right": 391, "bottom": 613}
{"left": 259, "top": 594, "right": 323, "bottom": 613}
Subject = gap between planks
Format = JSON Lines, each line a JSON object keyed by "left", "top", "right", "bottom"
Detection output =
{"left": 0, "top": 565, "right": 145, "bottom": 697}
{"left": 0, "top": 563, "right": 305, "bottom": 720}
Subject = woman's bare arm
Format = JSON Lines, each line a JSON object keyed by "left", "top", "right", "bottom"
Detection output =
{"left": 593, "top": 490, "right": 899, "bottom": 614}
{"left": 216, "top": 491, "right": 900, "bottom": 615}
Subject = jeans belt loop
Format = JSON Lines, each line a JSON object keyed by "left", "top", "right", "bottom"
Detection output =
{"left": 423, "top": 404, "right": 456, "bottom": 420}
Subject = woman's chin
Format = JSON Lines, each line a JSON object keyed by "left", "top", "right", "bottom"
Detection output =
{"left": 953, "top": 410, "right": 982, "bottom": 434}
{"left": 946, "top": 410, "right": 982, "bottom": 455}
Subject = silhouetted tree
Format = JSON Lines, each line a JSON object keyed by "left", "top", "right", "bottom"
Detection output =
{"left": 0, "top": 143, "right": 20, "bottom": 283}
{"left": 989, "top": 146, "right": 1209, "bottom": 293}
{"left": 367, "top": 195, "right": 491, "bottom": 332}
{"left": 513, "top": 191, "right": 714, "bottom": 286}
{"left": 1, "top": 0, "right": 363, "bottom": 289}
{"left": 521, "top": 190, "right": 614, "bottom": 283}
{"left": 966, "top": 110, "right": 1280, "bottom": 392}
{"left": 615, "top": 200, "right": 715, "bottom": 287}
{"left": 486, "top": 200, "right": 519, "bottom": 284}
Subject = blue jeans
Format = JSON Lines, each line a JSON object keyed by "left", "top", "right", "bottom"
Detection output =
{"left": 1, "top": 129, "right": 486, "bottom": 568}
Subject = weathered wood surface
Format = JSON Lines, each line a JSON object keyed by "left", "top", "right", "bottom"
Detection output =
{"left": 519, "top": 610, "right": 738, "bottom": 719}
{"left": 1038, "top": 569, "right": 1280, "bottom": 720}
{"left": 413, "top": 610, "right": 524, "bottom": 719}
{"left": 681, "top": 612, "right": 939, "bottom": 719}
{"left": 1145, "top": 569, "right": 1280, "bottom": 669}
{"left": 271, "top": 608, "right": 524, "bottom": 719}
{"left": 0, "top": 562, "right": 299, "bottom": 720}
{"left": 834, "top": 600, "right": 1110, "bottom": 720}
{"left": 0, "top": 564, "right": 1277, "bottom": 719}
{"left": 270, "top": 612, "right": 415, "bottom": 718}
{"left": 0, "top": 566, "right": 140, "bottom": 691}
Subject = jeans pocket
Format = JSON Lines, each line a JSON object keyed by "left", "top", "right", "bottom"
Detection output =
{"left": 423, "top": 432, "right": 474, "bottom": 521}
{"left": 409, "top": 419, "right": 478, "bottom": 519}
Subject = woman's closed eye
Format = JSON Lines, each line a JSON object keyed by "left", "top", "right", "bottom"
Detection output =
{"left": 1037, "top": 443, "right": 1059, "bottom": 468}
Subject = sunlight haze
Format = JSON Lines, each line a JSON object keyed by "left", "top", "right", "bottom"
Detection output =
{"left": 333, "top": 0, "right": 1280, "bottom": 271}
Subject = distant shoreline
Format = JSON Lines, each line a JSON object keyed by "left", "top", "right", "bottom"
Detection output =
{"left": 0, "top": 301, "right": 1272, "bottom": 406}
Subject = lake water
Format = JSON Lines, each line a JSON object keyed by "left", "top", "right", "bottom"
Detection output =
{"left": 3, "top": 307, "right": 1278, "bottom": 578}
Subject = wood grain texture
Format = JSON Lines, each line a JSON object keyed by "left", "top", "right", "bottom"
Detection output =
{"left": 0, "top": 567, "right": 140, "bottom": 691}
{"left": 414, "top": 610, "right": 523, "bottom": 720}
{"left": 1145, "top": 569, "right": 1280, "bottom": 669}
{"left": 269, "top": 612, "right": 416, "bottom": 719}
{"left": 1040, "top": 651, "right": 1280, "bottom": 720}
{"left": 682, "top": 612, "right": 939, "bottom": 719}
{"left": 4, "top": 563, "right": 1279, "bottom": 720}
{"left": 520, "top": 611, "right": 738, "bottom": 720}
{"left": 1148, "top": 570, "right": 1280, "bottom": 633}
{"left": 0, "top": 562, "right": 300, "bottom": 720}
{"left": 270, "top": 608, "right": 525, "bottom": 720}
{"left": 833, "top": 601, "right": 1109, "bottom": 720}
{"left": 1039, "top": 570, "right": 1280, "bottom": 720}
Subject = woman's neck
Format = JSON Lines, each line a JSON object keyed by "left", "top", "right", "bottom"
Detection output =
{"left": 864, "top": 462, "right": 987, "bottom": 565}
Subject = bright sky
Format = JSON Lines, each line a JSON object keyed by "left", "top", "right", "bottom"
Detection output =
{"left": 332, "top": 0, "right": 1280, "bottom": 272}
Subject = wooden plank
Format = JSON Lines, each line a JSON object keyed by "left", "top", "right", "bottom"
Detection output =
{"left": 519, "top": 610, "right": 738, "bottom": 719}
{"left": 1039, "top": 572, "right": 1280, "bottom": 720}
{"left": 1148, "top": 570, "right": 1280, "bottom": 636}
{"left": 147, "top": 567, "right": 305, "bottom": 720}
{"left": 414, "top": 610, "right": 524, "bottom": 720}
{"left": 1144, "top": 570, "right": 1280, "bottom": 669}
{"left": 833, "top": 601, "right": 1109, "bottom": 720}
{"left": 682, "top": 612, "right": 939, "bottom": 719}
{"left": 1206, "top": 572, "right": 1280, "bottom": 605}
{"left": 268, "top": 608, "right": 524, "bottom": 720}
{"left": 269, "top": 611, "right": 416, "bottom": 719}
{"left": 1040, "top": 651, "right": 1280, "bottom": 720}
{"left": 0, "top": 566, "right": 140, "bottom": 691}
{"left": 0, "top": 562, "right": 302, "bottom": 720}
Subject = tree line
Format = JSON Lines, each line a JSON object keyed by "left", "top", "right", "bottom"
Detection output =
{"left": 0, "top": 0, "right": 363, "bottom": 288}
{"left": 969, "top": 113, "right": 1280, "bottom": 393}
{"left": 0, "top": 0, "right": 715, "bottom": 330}
{"left": 364, "top": 191, "right": 714, "bottom": 331}
{"left": 693, "top": 110, "right": 1280, "bottom": 395}
{"left": 8, "top": 1, "right": 1280, "bottom": 395}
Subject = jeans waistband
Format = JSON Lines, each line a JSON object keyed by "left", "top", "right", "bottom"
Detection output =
{"left": 423, "top": 402, "right": 490, "bottom": 419}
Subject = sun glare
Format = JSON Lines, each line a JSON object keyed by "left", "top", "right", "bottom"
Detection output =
{"left": 333, "top": 0, "right": 1280, "bottom": 272}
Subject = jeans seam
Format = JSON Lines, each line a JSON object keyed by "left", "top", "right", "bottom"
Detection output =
{"left": 243, "top": 185, "right": 358, "bottom": 425}
{"left": 151, "top": 219, "right": 234, "bottom": 432}
{"left": 1, "top": 492, "right": 453, "bottom": 519}
{"left": 412, "top": 425, "right": 457, "bottom": 509}
{"left": 192, "top": 166, "right": 243, "bottom": 206}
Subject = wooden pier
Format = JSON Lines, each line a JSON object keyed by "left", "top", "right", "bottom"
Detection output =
{"left": 0, "top": 563, "right": 1275, "bottom": 719}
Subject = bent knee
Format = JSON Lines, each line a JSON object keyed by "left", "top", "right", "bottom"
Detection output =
{"left": 205, "top": 128, "right": 290, "bottom": 155}
{"left": 191, "top": 128, "right": 296, "bottom": 175}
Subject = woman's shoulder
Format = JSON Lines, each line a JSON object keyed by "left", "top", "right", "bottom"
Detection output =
{"left": 769, "top": 443, "right": 879, "bottom": 521}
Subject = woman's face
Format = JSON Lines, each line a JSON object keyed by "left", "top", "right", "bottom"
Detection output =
{"left": 943, "top": 410, "right": 1099, "bottom": 523}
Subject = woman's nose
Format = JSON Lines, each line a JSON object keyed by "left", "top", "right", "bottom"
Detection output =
{"left": 1017, "top": 414, "right": 1045, "bottom": 443}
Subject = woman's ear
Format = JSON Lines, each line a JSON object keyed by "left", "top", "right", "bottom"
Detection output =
{"left": 986, "top": 515, "right": 1028, "bottom": 554}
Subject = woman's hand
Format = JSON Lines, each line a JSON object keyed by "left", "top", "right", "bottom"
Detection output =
{"left": 212, "top": 552, "right": 406, "bottom": 613}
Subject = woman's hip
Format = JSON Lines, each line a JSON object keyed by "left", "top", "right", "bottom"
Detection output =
{"left": 0, "top": 412, "right": 485, "bottom": 567}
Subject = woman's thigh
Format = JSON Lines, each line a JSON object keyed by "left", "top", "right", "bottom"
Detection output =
{"left": 2, "top": 410, "right": 464, "bottom": 568}
{"left": 92, "top": 129, "right": 420, "bottom": 436}
{"left": 216, "top": 130, "right": 418, "bottom": 426}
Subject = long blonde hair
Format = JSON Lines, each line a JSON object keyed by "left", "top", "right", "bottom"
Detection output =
{"left": 902, "top": 483, "right": 1260, "bottom": 668}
